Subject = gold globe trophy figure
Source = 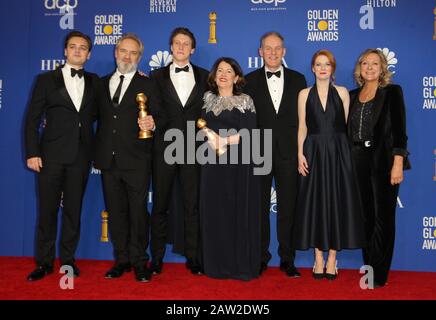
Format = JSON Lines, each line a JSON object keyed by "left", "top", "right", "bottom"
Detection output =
{"left": 136, "top": 93, "right": 153, "bottom": 139}
{"left": 197, "top": 118, "right": 226, "bottom": 156}
{"left": 433, "top": 8, "right": 436, "bottom": 40}
{"left": 208, "top": 12, "right": 217, "bottom": 44}
{"left": 100, "top": 210, "right": 109, "bottom": 242}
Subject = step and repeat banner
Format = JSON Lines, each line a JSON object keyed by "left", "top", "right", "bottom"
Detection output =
{"left": 0, "top": 0, "right": 435, "bottom": 272}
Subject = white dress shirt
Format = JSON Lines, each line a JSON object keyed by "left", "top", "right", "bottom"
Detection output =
{"left": 265, "top": 65, "right": 284, "bottom": 114}
{"left": 170, "top": 63, "right": 195, "bottom": 107}
{"left": 109, "top": 69, "right": 136, "bottom": 104}
{"left": 62, "top": 63, "right": 85, "bottom": 112}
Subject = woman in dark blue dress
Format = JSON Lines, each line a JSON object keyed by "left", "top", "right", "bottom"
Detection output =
{"left": 199, "top": 57, "right": 261, "bottom": 281}
{"left": 293, "top": 50, "right": 365, "bottom": 280}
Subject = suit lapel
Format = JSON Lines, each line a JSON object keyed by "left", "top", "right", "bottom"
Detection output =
{"left": 277, "top": 68, "right": 288, "bottom": 116}
{"left": 371, "top": 87, "right": 386, "bottom": 130}
{"left": 184, "top": 64, "right": 200, "bottom": 109}
{"left": 163, "top": 64, "right": 184, "bottom": 108}
{"left": 118, "top": 72, "right": 139, "bottom": 108}
{"left": 78, "top": 72, "right": 92, "bottom": 112}
{"left": 54, "top": 67, "right": 77, "bottom": 112}
{"left": 259, "top": 67, "right": 277, "bottom": 116}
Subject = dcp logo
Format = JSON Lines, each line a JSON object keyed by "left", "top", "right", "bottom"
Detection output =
{"left": 251, "top": 0, "right": 286, "bottom": 6}
{"left": 44, "top": 0, "right": 78, "bottom": 9}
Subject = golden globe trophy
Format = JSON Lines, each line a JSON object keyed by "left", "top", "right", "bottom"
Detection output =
{"left": 208, "top": 12, "right": 217, "bottom": 44}
{"left": 136, "top": 93, "right": 153, "bottom": 139}
{"left": 100, "top": 210, "right": 109, "bottom": 242}
{"left": 433, "top": 8, "right": 436, "bottom": 40}
{"left": 197, "top": 118, "right": 226, "bottom": 156}
{"left": 433, "top": 149, "right": 436, "bottom": 181}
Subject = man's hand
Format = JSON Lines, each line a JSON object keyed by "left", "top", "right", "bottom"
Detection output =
{"left": 137, "top": 115, "right": 155, "bottom": 131}
{"left": 27, "top": 157, "right": 43, "bottom": 172}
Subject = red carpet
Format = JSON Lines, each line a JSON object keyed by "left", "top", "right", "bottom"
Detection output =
{"left": 0, "top": 257, "right": 435, "bottom": 300}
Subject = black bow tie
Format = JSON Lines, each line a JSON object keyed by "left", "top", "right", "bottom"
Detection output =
{"left": 266, "top": 70, "right": 281, "bottom": 79}
{"left": 71, "top": 68, "right": 84, "bottom": 78}
{"left": 175, "top": 65, "right": 189, "bottom": 73}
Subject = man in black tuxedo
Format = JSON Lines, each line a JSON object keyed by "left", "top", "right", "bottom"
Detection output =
{"left": 94, "top": 33, "right": 157, "bottom": 282}
{"left": 25, "top": 31, "right": 99, "bottom": 281}
{"left": 146, "top": 27, "right": 209, "bottom": 275}
{"left": 245, "top": 31, "right": 307, "bottom": 277}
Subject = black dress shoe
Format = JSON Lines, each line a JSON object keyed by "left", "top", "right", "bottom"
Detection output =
{"left": 134, "top": 266, "right": 152, "bottom": 282}
{"left": 259, "top": 262, "right": 268, "bottom": 275}
{"left": 374, "top": 281, "right": 386, "bottom": 288}
{"left": 27, "top": 265, "right": 53, "bottom": 281}
{"left": 186, "top": 259, "right": 203, "bottom": 275}
{"left": 61, "top": 261, "right": 80, "bottom": 277}
{"left": 105, "top": 263, "right": 132, "bottom": 279}
{"left": 280, "top": 262, "right": 301, "bottom": 278}
{"left": 150, "top": 260, "right": 163, "bottom": 275}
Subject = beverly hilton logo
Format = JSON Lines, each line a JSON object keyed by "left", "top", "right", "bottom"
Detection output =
{"left": 366, "top": 0, "right": 397, "bottom": 7}
{"left": 270, "top": 186, "right": 277, "bottom": 214}
{"left": 307, "top": 9, "right": 339, "bottom": 42}
{"left": 41, "top": 59, "right": 65, "bottom": 71}
{"left": 94, "top": 14, "right": 123, "bottom": 45}
{"left": 149, "top": 0, "right": 177, "bottom": 13}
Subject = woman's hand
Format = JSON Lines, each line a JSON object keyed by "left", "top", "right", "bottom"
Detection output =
{"left": 390, "top": 164, "right": 404, "bottom": 185}
{"left": 298, "top": 154, "right": 309, "bottom": 176}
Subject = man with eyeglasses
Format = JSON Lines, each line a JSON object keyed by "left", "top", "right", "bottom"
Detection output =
{"left": 25, "top": 30, "right": 99, "bottom": 281}
{"left": 94, "top": 33, "right": 159, "bottom": 282}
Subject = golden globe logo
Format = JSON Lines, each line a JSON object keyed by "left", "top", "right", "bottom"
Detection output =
{"left": 307, "top": 9, "right": 339, "bottom": 42}
{"left": 422, "top": 76, "right": 436, "bottom": 109}
{"left": 94, "top": 15, "right": 123, "bottom": 45}
{"left": 422, "top": 217, "right": 436, "bottom": 250}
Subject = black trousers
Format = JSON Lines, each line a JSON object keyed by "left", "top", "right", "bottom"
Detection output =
{"left": 260, "top": 153, "right": 298, "bottom": 265}
{"left": 151, "top": 154, "right": 200, "bottom": 262}
{"left": 351, "top": 146, "right": 399, "bottom": 285}
{"left": 102, "top": 156, "right": 151, "bottom": 268}
{"left": 35, "top": 145, "right": 90, "bottom": 266}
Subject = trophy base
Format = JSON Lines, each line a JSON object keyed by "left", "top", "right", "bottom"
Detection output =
{"left": 208, "top": 39, "right": 217, "bottom": 44}
{"left": 100, "top": 237, "right": 108, "bottom": 242}
{"left": 139, "top": 130, "right": 153, "bottom": 139}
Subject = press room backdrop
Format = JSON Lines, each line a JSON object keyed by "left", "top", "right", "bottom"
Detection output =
{"left": 0, "top": 0, "right": 435, "bottom": 272}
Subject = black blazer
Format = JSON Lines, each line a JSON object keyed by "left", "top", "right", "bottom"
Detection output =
{"left": 245, "top": 66, "right": 307, "bottom": 161}
{"left": 150, "top": 63, "right": 209, "bottom": 145}
{"left": 25, "top": 67, "right": 99, "bottom": 164}
{"left": 94, "top": 71, "right": 159, "bottom": 170}
{"left": 348, "top": 84, "right": 411, "bottom": 174}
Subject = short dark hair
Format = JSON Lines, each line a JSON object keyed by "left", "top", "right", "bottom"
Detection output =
{"left": 259, "top": 31, "right": 285, "bottom": 48}
{"left": 208, "top": 57, "right": 246, "bottom": 95}
{"left": 169, "top": 27, "right": 196, "bottom": 49}
{"left": 64, "top": 30, "right": 92, "bottom": 52}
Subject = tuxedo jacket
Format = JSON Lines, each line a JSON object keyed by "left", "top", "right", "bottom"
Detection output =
{"left": 25, "top": 67, "right": 99, "bottom": 164}
{"left": 149, "top": 63, "right": 209, "bottom": 149}
{"left": 94, "top": 71, "right": 160, "bottom": 170}
{"left": 348, "top": 84, "right": 411, "bottom": 174}
{"left": 245, "top": 66, "right": 307, "bottom": 161}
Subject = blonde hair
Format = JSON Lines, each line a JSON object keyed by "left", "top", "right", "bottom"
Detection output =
{"left": 353, "top": 48, "right": 392, "bottom": 87}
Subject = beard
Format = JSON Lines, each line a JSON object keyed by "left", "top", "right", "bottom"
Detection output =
{"left": 116, "top": 60, "right": 138, "bottom": 74}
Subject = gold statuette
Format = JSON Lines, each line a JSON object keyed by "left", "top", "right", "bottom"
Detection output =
{"left": 433, "top": 8, "right": 436, "bottom": 40}
{"left": 208, "top": 12, "right": 217, "bottom": 44}
{"left": 197, "top": 118, "right": 226, "bottom": 156}
{"left": 136, "top": 93, "right": 153, "bottom": 139}
{"left": 433, "top": 149, "right": 436, "bottom": 181}
{"left": 100, "top": 210, "right": 109, "bottom": 242}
